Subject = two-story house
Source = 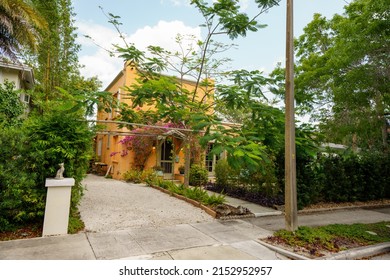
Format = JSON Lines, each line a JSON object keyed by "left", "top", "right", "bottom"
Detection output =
{"left": 95, "top": 61, "right": 221, "bottom": 180}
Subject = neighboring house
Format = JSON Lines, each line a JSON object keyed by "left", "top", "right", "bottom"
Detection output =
{"left": 0, "top": 61, "right": 34, "bottom": 115}
{"left": 95, "top": 61, "right": 223, "bottom": 180}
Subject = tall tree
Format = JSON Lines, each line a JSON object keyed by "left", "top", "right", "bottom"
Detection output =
{"left": 294, "top": 0, "right": 389, "bottom": 152}
{"left": 95, "top": 0, "right": 281, "bottom": 185}
{"left": 116, "top": 0, "right": 282, "bottom": 130}
{"left": 0, "top": 0, "right": 46, "bottom": 60}
{"left": 30, "top": 0, "right": 81, "bottom": 96}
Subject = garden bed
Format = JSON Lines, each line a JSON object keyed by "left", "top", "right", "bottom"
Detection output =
{"left": 150, "top": 184, "right": 254, "bottom": 219}
{"left": 260, "top": 221, "right": 390, "bottom": 259}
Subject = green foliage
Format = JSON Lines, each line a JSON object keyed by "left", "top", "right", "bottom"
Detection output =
{"left": 214, "top": 158, "right": 281, "bottom": 203}
{"left": 123, "top": 169, "right": 142, "bottom": 183}
{"left": 0, "top": 108, "right": 93, "bottom": 231}
{"left": 191, "top": 0, "right": 280, "bottom": 39}
{"left": 155, "top": 179, "right": 176, "bottom": 190}
{"left": 214, "top": 159, "right": 234, "bottom": 188}
{"left": 202, "top": 192, "right": 226, "bottom": 206}
{"left": 291, "top": 152, "right": 390, "bottom": 208}
{"left": 293, "top": 0, "right": 390, "bottom": 152}
{"left": 0, "top": 0, "right": 47, "bottom": 59}
{"left": 184, "top": 187, "right": 208, "bottom": 202}
{"left": 275, "top": 226, "right": 339, "bottom": 252}
{"left": 123, "top": 169, "right": 157, "bottom": 184}
{"left": 0, "top": 1, "right": 105, "bottom": 232}
{"left": 30, "top": 0, "right": 82, "bottom": 95}
{"left": 324, "top": 222, "right": 390, "bottom": 244}
{"left": 24, "top": 110, "right": 93, "bottom": 185}
{"left": 0, "top": 81, "right": 25, "bottom": 127}
{"left": 156, "top": 180, "right": 226, "bottom": 206}
{"left": 167, "top": 182, "right": 186, "bottom": 195}
{"left": 0, "top": 127, "right": 43, "bottom": 231}
{"left": 274, "top": 222, "right": 390, "bottom": 253}
{"left": 189, "top": 164, "right": 208, "bottom": 186}
{"left": 68, "top": 210, "right": 85, "bottom": 234}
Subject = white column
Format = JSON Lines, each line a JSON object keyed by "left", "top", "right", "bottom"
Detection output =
{"left": 42, "top": 178, "right": 74, "bottom": 237}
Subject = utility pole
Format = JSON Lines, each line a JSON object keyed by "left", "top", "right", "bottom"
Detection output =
{"left": 285, "top": 0, "right": 298, "bottom": 231}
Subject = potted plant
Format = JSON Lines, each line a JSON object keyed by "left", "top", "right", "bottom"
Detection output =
{"left": 153, "top": 166, "right": 164, "bottom": 176}
{"left": 178, "top": 165, "right": 185, "bottom": 174}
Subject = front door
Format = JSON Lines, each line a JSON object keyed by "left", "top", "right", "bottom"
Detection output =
{"left": 160, "top": 139, "right": 173, "bottom": 175}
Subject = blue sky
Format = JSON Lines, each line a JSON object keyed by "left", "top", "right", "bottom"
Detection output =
{"left": 72, "top": 0, "right": 348, "bottom": 88}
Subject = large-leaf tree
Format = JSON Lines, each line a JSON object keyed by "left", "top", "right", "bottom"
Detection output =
{"left": 107, "top": 0, "right": 282, "bottom": 171}
{"left": 294, "top": 0, "right": 389, "bottom": 152}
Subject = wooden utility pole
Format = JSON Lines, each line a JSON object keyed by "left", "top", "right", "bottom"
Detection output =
{"left": 285, "top": 0, "right": 298, "bottom": 231}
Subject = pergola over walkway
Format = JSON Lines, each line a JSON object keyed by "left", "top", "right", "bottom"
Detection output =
{"left": 87, "top": 119, "right": 200, "bottom": 187}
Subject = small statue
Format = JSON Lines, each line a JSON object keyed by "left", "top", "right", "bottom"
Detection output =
{"left": 55, "top": 163, "right": 65, "bottom": 179}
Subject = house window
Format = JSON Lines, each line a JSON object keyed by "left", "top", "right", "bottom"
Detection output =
{"left": 97, "top": 138, "right": 103, "bottom": 157}
{"left": 19, "top": 93, "right": 30, "bottom": 104}
{"left": 205, "top": 143, "right": 220, "bottom": 173}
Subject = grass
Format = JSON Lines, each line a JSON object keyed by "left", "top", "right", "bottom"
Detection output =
{"left": 68, "top": 210, "right": 85, "bottom": 234}
{"left": 268, "top": 222, "right": 390, "bottom": 257}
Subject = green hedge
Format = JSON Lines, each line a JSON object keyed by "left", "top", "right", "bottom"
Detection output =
{"left": 215, "top": 152, "right": 389, "bottom": 209}
{"left": 290, "top": 152, "right": 389, "bottom": 208}
{"left": 314, "top": 153, "right": 390, "bottom": 203}
{"left": 0, "top": 111, "right": 93, "bottom": 231}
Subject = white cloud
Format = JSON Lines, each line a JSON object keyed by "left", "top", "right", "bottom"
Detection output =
{"left": 129, "top": 20, "right": 201, "bottom": 53}
{"left": 76, "top": 20, "right": 201, "bottom": 88}
{"left": 161, "top": 0, "right": 190, "bottom": 6}
{"left": 238, "top": 0, "right": 250, "bottom": 12}
{"left": 76, "top": 20, "right": 121, "bottom": 51}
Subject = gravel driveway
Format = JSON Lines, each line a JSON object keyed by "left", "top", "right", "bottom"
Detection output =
{"left": 79, "top": 174, "right": 213, "bottom": 232}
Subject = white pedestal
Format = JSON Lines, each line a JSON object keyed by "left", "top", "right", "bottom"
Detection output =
{"left": 42, "top": 178, "right": 75, "bottom": 237}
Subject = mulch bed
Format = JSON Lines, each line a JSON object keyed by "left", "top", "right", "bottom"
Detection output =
{"left": 264, "top": 235, "right": 367, "bottom": 258}
{"left": 0, "top": 224, "right": 43, "bottom": 241}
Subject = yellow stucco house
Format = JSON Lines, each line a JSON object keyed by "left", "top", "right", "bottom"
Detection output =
{"left": 95, "top": 62, "right": 221, "bottom": 180}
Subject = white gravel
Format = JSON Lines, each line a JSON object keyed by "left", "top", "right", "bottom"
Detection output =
{"left": 79, "top": 174, "right": 213, "bottom": 232}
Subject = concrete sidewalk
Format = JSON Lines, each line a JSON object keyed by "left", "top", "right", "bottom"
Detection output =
{"left": 0, "top": 219, "right": 288, "bottom": 260}
{"left": 2, "top": 206, "right": 390, "bottom": 260}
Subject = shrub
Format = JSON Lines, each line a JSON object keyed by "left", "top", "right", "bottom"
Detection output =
{"left": 167, "top": 183, "right": 186, "bottom": 195}
{"left": 0, "top": 109, "right": 93, "bottom": 232}
{"left": 189, "top": 164, "right": 208, "bottom": 186}
{"left": 123, "top": 169, "right": 142, "bottom": 183}
{"left": 214, "top": 159, "right": 232, "bottom": 188}
{"left": 123, "top": 168, "right": 157, "bottom": 184}
{"left": 202, "top": 192, "right": 226, "bottom": 206}
{"left": 184, "top": 187, "right": 208, "bottom": 202}
{"left": 157, "top": 179, "right": 176, "bottom": 190}
{"left": 0, "top": 127, "right": 43, "bottom": 231}
{"left": 0, "top": 81, "right": 25, "bottom": 127}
